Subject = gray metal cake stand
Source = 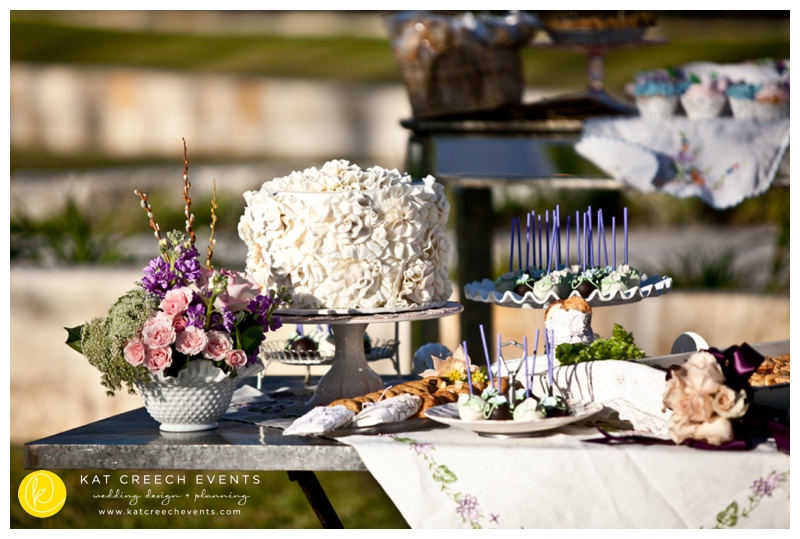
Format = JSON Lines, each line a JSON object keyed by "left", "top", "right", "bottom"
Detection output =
{"left": 276, "top": 302, "right": 463, "bottom": 406}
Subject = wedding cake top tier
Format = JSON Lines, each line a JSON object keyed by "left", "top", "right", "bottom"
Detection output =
{"left": 238, "top": 160, "right": 453, "bottom": 311}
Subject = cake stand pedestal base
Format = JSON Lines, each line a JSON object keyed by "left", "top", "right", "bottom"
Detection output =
{"left": 307, "top": 323, "right": 383, "bottom": 407}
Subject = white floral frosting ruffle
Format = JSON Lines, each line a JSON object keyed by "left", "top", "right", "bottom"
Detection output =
{"left": 239, "top": 160, "right": 453, "bottom": 310}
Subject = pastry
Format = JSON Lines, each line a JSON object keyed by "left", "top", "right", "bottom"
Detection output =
{"left": 545, "top": 296, "right": 595, "bottom": 348}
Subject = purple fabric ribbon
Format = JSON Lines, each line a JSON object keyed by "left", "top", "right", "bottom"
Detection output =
{"left": 706, "top": 342, "right": 764, "bottom": 392}
{"left": 585, "top": 428, "right": 753, "bottom": 451}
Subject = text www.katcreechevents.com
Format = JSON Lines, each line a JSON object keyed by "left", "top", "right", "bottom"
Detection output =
{"left": 98, "top": 508, "right": 241, "bottom": 516}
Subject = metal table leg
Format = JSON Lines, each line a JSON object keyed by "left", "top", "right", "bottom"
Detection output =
{"left": 287, "top": 470, "right": 344, "bottom": 529}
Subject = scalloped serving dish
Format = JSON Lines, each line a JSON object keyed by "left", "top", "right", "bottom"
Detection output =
{"left": 463, "top": 274, "right": 671, "bottom": 309}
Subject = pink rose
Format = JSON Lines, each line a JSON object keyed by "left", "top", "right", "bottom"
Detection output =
{"left": 663, "top": 372, "right": 688, "bottom": 411}
{"left": 144, "top": 347, "right": 173, "bottom": 374}
{"left": 123, "top": 339, "right": 146, "bottom": 367}
{"left": 712, "top": 385, "right": 749, "bottom": 419}
{"left": 670, "top": 386, "right": 714, "bottom": 423}
{"left": 214, "top": 270, "right": 261, "bottom": 312}
{"left": 225, "top": 349, "right": 248, "bottom": 369}
{"left": 175, "top": 326, "right": 209, "bottom": 357}
{"left": 141, "top": 314, "right": 176, "bottom": 349}
{"left": 668, "top": 415, "right": 699, "bottom": 445}
{"left": 203, "top": 330, "right": 234, "bottom": 360}
{"left": 172, "top": 315, "right": 187, "bottom": 332}
{"left": 682, "top": 352, "right": 725, "bottom": 394}
{"left": 694, "top": 415, "right": 734, "bottom": 446}
{"left": 159, "top": 287, "right": 193, "bottom": 317}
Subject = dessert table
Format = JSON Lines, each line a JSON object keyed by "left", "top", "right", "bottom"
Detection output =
{"left": 24, "top": 374, "right": 789, "bottom": 529}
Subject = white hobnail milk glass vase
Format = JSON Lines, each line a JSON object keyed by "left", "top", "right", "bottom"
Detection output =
{"left": 136, "top": 359, "right": 263, "bottom": 432}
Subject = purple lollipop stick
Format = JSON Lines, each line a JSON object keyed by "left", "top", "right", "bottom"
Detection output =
{"left": 497, "top": 333, "right": 503, "bottom": 390}
{"left": 508, "top": 218, "right": 515, "bottom": 273}
{"left": 480, "top": 324, "right": 493, "bottom": 389}
{"left": 463, "top": 340, "right": 473, "bottom": 396}
{"left": 538, "top": 215, "right": 543, "bottom": 270}
{"left": 612, "top": 216, "right": 617, "bottom": 268}
{"left": 545, "top": 211, "right": 550, "bottom": 269}
{"left": 565, "top": 215, "right": 571, "bottom": 267}
{"left": 523, "top": 336, "right": 529, "bottom": 397}
{"left": 516, "top": 216, "right": 523, "bottom": 271}
{"left": 526, "top": 213, "right": 531, "bottom": 271}
{"left": 575, "top": 210, "right": 581, "bottom": 267}
{"left": 624, "top": 207, "right": 629, "bottom": 265}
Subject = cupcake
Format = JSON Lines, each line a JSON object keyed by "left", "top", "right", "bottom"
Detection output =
{"left": 754, "top": 81, "right": 789, "bottom": 120}
{"left": 726, "top": 82, "right": 760, "bottom": 119}
{"left": 633, "top": 69, "right": 679, "bottom": 120}
{"left": 679, "top": 74, "right": 729, "bottom": 120}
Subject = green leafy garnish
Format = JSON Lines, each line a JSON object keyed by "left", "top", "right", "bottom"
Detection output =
{"left": 555, "top": 323, "right": 646, "bottom": 366}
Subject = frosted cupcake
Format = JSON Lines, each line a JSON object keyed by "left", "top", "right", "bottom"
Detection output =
{"left": 633, "top": 69, "right": 679, "bottom": 120}
{"left": 754, "top": 81, "right": 790, "bottom": 120}
{"left": 679, "top": 74, "right": 729, "bottom": 120}
{"left": 727, "top": 82, "right": 760, "bottom": 119}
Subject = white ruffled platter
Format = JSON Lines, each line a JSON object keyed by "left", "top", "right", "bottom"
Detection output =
{"left": 463, "top": 274, "right": 672, "bottom": 309}
{"left": 424, "top": 401, "right": 604, "bottom": 438}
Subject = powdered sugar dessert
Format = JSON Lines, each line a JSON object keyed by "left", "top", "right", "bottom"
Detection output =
{"left": 239, "top": 160, "right": 453, "bottom": 310}
{"left": 544, "top": 296, "right": 595, "bottom": 348}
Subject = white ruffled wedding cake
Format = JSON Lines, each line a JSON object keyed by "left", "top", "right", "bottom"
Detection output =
{"left": 238, "top": 160, "right": 453, "bottom": 310}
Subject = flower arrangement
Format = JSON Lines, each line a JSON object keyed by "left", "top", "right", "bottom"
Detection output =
{"left": 66, "top": 141, "right": 292, "bottom": 396}
{"left": 419, "top": 345, "right": 489, "bottom": 390}
{"left": 662, "top": 350, "right": 750, "bottom": 446}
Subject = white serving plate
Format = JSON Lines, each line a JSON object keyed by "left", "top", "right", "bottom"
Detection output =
{"left": 463, "top": 274, "right": 671, "bottom": 309}
{"left": 424, "top": 401, "right": 603, "bottom": 438}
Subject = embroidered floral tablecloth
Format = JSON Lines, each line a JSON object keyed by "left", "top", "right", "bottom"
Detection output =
{"left": 575, "top": 118, "right": 789, "bottom": 209}
{"left": 225, "top": 385, "right": 789, "bottom": 529}
{"left": 337, "top": 426, "right": 789, "bottom": 529}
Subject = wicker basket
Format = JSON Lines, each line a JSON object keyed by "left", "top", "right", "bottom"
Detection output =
{"left": 399, "top": 45, "right": 523, "bottom": 118}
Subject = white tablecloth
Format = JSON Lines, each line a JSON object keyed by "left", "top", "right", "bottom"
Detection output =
{"left": 339, "top": 425, "right": 789, "bottom": 529}
{"left": 575, "top": 118, "right": 789, "bottom": 209}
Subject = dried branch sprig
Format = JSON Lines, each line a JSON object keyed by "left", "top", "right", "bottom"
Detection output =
{"left": 206, "top": 179, "right": 218, "bottom": 270}
{"left": 133, "top": 189, "right": 162, "bottom": 241}
{"left": 181, "top": 138, "right": 196, "bottom": 245}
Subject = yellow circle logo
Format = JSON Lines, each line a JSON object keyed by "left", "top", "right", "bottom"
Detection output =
{"left": 18, "top": 470, "right": 67, "bottom": 518}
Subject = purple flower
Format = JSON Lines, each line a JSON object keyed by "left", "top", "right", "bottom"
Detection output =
{"left": 456, "top": 494, "right": 480, "bottom": 523}
{"left": 208, "top": 307, "right": 235, "bottom": 333}
{"left": 175, "top": 247, "right": 201, "bottom": 283}
{"left": 185, "top": 303, "right": 207, "bottom": 329}
{"left": 751, "top": 473, "right": 782, "bottom": 498}
{"left": 413, "top": 443, "right": 433, "bottom": 456}
{"left": 141, "top": 256, "right": 180, "bottom": 298}
{"left": 248, "top": 295, "right": 274, "bottom": 327}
